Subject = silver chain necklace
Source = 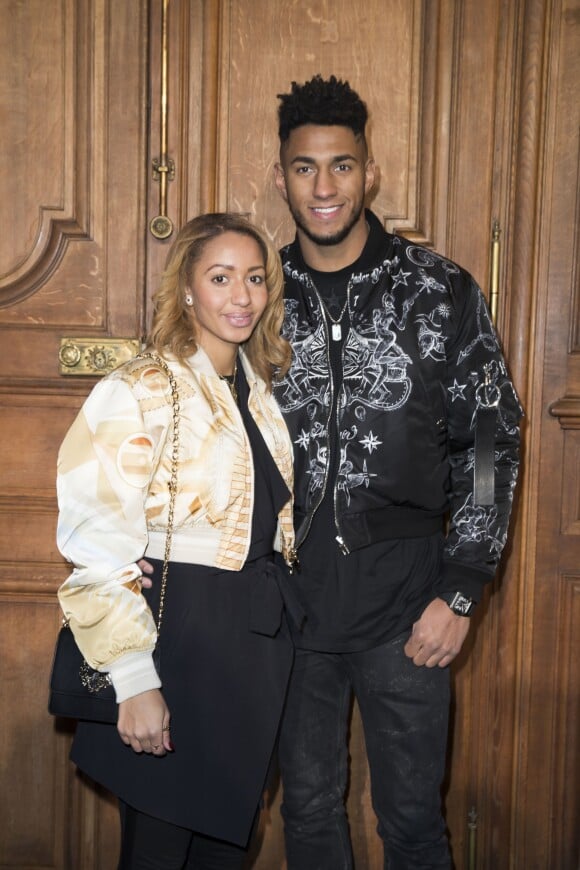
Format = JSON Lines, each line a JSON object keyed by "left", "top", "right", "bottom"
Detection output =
{"left": 323, "top": 298, "right": 349, "bottom": 341}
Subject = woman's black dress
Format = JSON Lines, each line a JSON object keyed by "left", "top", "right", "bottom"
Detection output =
{"left": 70, "top": 369, "right": 296, "bottom": 847}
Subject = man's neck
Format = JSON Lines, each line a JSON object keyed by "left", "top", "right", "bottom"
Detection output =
{"left": 297, "top": 216, "right": 370, "bottom": 273}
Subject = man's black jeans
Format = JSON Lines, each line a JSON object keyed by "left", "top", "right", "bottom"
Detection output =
{"left": 278, "top": 632, "right": 452, "bottom": 869}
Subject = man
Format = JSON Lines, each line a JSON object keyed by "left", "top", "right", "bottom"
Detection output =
{"left": 271, "top": 74, "right": 522, "bottom": 869}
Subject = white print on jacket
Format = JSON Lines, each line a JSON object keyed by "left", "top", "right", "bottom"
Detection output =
{"left": 447, "top": 447, "right": 520, "bottom": 558}
{"left": 278, "top": 244, "right": 518, "bottom": 554}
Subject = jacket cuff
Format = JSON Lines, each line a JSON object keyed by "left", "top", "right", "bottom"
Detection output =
{"left": 437, "top": 559, "right": 495, "bottom": 603}
{"left": 106, "top": 651, "right": 161, "bottom": 703}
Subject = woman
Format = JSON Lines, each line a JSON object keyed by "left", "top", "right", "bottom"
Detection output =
{"left": 56, "top": 213, "right": 299, "bottom": 869}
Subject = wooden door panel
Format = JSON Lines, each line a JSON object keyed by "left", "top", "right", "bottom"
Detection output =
{"left": 214, "top": 1, "right": 445, "bottom": 249}
{"left": 1, "top": 601, "right": 70, "bottom": 869}
{"left": 0, "top": 0, "right": 149, "bottom": 370}
{"left": 0, "top": 0, "right": 87, "bottom": 296}
{"left": 513, "top": 3, "right": 580, "bottom": 865}
{"left": 0, "top": 1, "right": 149, "bottom": 867}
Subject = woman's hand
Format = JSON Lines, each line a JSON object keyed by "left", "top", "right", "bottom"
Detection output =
{"left": 117, "top": 689, "right": 173, "bottom": 756}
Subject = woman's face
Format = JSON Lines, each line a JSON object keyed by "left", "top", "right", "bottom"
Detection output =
{"left": 186, "top": 231, "right": 268, "bottom": 368}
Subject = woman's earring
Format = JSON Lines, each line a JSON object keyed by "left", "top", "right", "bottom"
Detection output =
{"left": 185, "top": 294, "right": 194, "bottom": 307}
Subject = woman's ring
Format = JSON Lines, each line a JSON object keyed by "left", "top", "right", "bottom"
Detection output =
{"left": 162, "top": 726, "right": 170, "bottom": 731}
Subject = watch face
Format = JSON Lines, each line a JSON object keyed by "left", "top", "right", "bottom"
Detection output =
{"left": 451, "top": 593, "right": 474, "bottom": 616}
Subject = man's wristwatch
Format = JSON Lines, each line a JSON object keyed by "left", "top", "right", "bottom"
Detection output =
{"left": 439, "top": 591, "right": 476, "bottom": 616}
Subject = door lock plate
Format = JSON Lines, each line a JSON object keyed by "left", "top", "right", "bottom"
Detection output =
{"left": 59, "top": 338, "right": 141, "bottom": 376}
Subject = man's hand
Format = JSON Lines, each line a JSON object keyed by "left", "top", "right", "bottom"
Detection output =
{"left": 137, "top": 559, "right": 154, "bottom": 589}
{"left": 117, "top": 688, "right": 173, "bottom": 755}
{"left": 404, "top": 598, "right": 471, "bottom": 668}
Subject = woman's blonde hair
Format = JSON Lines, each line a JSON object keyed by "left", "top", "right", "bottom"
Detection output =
{"left": 149, "top": 213, "right": 291, "bottom": 386}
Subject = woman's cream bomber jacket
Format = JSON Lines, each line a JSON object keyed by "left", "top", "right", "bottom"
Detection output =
{"left": 56, "top": 347, "right": 295, "bottom": 702}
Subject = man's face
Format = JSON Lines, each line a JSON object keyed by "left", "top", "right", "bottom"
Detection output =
{"left": 274, "top": 124, "right": 375, "bottom": 248}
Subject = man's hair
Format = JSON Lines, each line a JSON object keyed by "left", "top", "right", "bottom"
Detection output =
{"left": 277, "top": 74, "right": 368, "bottom": 143}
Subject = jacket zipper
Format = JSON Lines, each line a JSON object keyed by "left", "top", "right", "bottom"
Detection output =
{"left": 332, "top": 280, "right": 353, "bottom": 555}
{"left": 298, "top": 279, "right": 353, "bottom": 554}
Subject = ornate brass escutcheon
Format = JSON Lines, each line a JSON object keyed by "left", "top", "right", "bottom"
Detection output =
{"left": 58, "top": 338, "right": 141, "bottom": 376}
{"left": 150, "top": 214, "right": 174, "bottom": 240}
{"left": 149, "top": 0, "right": 174, "bottom": 240}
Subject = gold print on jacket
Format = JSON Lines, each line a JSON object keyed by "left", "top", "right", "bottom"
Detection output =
{"left": 116, "top": 433, "right": 156, "bottom": 488}
{"left": 140, "top": 366, "right": 172, "bottom": 397}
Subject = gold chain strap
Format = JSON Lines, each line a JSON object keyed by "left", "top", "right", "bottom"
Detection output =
{"left": 139, "top": 352, "right": 180, "bottom": 636}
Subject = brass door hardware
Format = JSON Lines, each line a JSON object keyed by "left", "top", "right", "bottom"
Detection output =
{"left": 490, "top": 220, "right": 501, "bottom": 326}
{"left": 150, "top": 0, "right": 174, "bottom": 240}
{"left": 58, "top": 338, "right": 141, "bottom": 376}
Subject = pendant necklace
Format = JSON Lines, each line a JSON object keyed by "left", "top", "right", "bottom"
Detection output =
{"left": 219, "top": 359, "right": 238, "bottom": 404}
{"left": 324, "top": 299, "right": 349, "bottom": 341}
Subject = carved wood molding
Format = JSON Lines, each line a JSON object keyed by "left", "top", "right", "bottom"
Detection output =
{"left": 0, "top": 494, "right": 57, "bottom": 510}
{"left": 0, "top": 380, "right": 96, "bottom": 395}
{"left": 504, "top": 0, "right": 548, "bottom": 411}
{"left": 0, "top": 565, "right": 67, "bottom": 595}
{"left": 0, "top": 0, "right": 92, "bottom": 308}
{"left": 199, "top": 0, "right": 222, "bottom": 212}
{"left": 549, "top": 395, "right": 580, "bottom": 429}
{"left": 382, "top": 0, "right": 453, "bottom": 249}
{"left": 0, "top": 219, "right": 92, "bottom": 308}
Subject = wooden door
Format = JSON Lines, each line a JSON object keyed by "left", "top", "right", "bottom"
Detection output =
{"left": 1, "top": 1, "right": 578, "bottom": 868}
{"left": 0, "top": 2, "right": 151, "bottom": 866}
{"left": 507, "top": 1, "right": 580, "bottom": 866}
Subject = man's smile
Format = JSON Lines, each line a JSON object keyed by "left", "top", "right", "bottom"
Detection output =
{"left": 310, "top": 205, "right": 343, "bottom": 219}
